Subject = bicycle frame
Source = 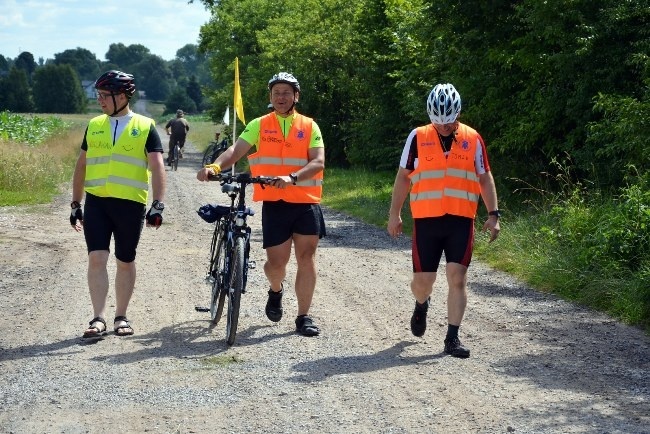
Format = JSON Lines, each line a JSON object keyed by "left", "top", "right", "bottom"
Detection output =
{"left": 220, "top": 181, "right": 254, "bottom": 290}
{"left": 197, "top": 172, "right": 274, "bottom": 345}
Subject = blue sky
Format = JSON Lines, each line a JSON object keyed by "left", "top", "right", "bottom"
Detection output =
{"left": 0, "top": 0, "right": 212, "bottom": 62}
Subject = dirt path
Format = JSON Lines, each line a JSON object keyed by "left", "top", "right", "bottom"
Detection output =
{"left": 0, "top": 107, "right": 648, "bottom": 433}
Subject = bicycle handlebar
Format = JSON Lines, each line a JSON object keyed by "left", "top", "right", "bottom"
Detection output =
{"left": 208, "top": 172, "right": 276, "bottom": 186}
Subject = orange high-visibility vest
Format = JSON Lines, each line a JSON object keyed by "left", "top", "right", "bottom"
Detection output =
{"left": 248, "top": 112, "right": 323, "bottom": 203}
{"left": 409, "top": 123, "right": 481, "bottom": 219}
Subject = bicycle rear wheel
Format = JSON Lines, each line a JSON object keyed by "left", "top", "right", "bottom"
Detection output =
{"left": 172, "top": 145, "right": 179, "bottom": 171}
{"left": 210, "top": 235, "right": 228, "bottom": 325}
{"left": 202, "top": 143, "right": 216, "bottom": 166}
{"left": 225, "top": 236, "right": 245, "bottom": 345}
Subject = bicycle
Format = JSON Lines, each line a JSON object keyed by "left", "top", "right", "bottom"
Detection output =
{"left": 195, "top": 172, "right": 274, "bottom": 345}
{"left": 170, "top": 141, "right": 180, "bottom": 171}
{"left": 202, "top": 138, "right": 229, "bottom": 166}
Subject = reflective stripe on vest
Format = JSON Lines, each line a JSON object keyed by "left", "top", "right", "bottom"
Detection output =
{"left": 84, "top": 113, "right": 152, "bottom": 204}
{"left": 409, "top": 123, "right": 481, "bottom": 219}
{"left": 249, "top": 112, "right": 323, "bottom": 203}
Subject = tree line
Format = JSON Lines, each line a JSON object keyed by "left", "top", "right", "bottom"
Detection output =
{"left": 1, "top": 0, "right": 648, "bottom": 195}
{"left": 0, "top": 43, "right": 212, "bottom": 116}
{"left": 195, "top": 0, "right": 649, "bottom": 196}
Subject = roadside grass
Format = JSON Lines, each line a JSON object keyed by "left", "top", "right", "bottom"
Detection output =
{"left": 321, "top": 167, "right": 405, "bottom": 231}
{"left": 474, "top": 172, "right": 649, "bottom": 331}
{"left": 0, "top": 112, "right": 88, "bottom": 206}
{"left": 2, "top": 115, "right": 647, "bottom": 332}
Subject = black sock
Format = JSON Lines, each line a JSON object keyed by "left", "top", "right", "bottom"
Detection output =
{"left": 446, "top": 324, "right": 459, "bottom": 340}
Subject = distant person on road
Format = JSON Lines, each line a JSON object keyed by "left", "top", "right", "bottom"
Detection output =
{"left": 70, "top": 70, "right": 167, "bottom": 339}
{"left": 165, "top": 109, "right": 190, "bottom": 165}
{"left": 196, "top": 72, "right": 326, "bottom": 336}
{"left": 387, "top": 83, "right": 501, "bottom": 358}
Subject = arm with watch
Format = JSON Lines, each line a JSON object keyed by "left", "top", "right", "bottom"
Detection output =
{"left": 70, "top": 200, "right": 84, "bottom": 231}
{"left": 285, "top": 146, "right": 325, "bottom": 186}
{"left": 146, "top": 149, "right": 167, "bottom": 229}
{"left": 146, "top": 200, "right": 165, "bottom": 228}
{"left": 478, "top": 171, "right": 501, "bottom": 243}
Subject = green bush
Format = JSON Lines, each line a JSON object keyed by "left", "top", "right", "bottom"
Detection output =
{"left": 0, "top": 110, "right": 70, "bottom": 145}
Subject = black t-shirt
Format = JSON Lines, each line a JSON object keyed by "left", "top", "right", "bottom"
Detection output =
{"left": 403, "top": 132, "right": 455, "bottom": 170}
{"left": 81, "top": 123, "right": 163, "bottom": 154}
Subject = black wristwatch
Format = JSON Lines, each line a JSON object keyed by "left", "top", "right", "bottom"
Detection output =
{"left": 289, "top": 173, "right": 298, "bottom": 185}
{"left": 152, "top": 200, "right": 165, "bottom": 211}
{"left": 488, "top": 210, "right": 502, "bottom": 219}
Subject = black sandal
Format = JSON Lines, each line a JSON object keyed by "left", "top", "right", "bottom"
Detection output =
{"left": 113, "top": 316, "right": 134, "bottom": 336}
{"left": 295, "top": 315, "right": 320, "bottom": 336}
{"left": 82, "top": 316, "right": 107, "bottom": 339}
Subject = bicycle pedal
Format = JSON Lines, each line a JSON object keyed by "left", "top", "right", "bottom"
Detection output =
{"left": 248, "top": 260, "right": 257, "bottom": 269}
{"left": 195, "top": 306, "right": 209, "bottom": 312}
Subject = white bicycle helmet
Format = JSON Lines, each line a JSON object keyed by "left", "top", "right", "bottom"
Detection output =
{"left": 268, "top": 72, "right": 300, "bottom": 92}
{"left": 426, "top": 83, "right": 461, "bottom": 124}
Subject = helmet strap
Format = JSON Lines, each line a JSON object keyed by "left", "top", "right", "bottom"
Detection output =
{"left": 280, "top": 100, "right": 296, "bottom": 116}
{"left": 109, "top": 94, "right": 129, "bottom": 116}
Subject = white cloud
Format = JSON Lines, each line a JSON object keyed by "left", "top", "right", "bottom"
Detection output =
{"left": 0, "top": 0, "right": 211, "bottom": 61}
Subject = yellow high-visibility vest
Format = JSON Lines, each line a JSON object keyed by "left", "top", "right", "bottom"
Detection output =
{"left": 84, "top": 114, "right": 152, "bottom": 204}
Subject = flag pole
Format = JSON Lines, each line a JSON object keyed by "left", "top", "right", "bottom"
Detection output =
{"left": 232, "top": 57, "right": 247, "bottom": 174}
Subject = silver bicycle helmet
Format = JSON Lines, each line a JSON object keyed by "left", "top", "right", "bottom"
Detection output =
{"left": 268, "top": 72, "right": 300, "bottom": 92}
{"left": 426, "top": 83, "right": 461, "bottom": 124}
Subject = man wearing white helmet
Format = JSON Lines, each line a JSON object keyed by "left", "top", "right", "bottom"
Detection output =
{"left": 197, "top": 72, "right": 325, "bottom": 337}
{"left": 387, "top": 83, "right": 500, "bottom": 358}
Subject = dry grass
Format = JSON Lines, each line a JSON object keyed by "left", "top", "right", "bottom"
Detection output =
{"left": 0, "top": 114, "right": 86, "bottom": 205}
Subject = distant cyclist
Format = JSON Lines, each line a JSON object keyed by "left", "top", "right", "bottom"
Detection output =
{"left": 165, "top": 109, "right": 190, "bottom": 165}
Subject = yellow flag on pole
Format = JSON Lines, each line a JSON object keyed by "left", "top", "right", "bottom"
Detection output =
{"left": 234, "top": 57, "right": 246, "bottom": 125}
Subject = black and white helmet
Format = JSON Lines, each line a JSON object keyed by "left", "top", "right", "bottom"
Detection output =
{"left": 268, "top": 72, "right": 300, "bottom": 92}
{"left": 426, "top": 83, "right": 461, "bottom": 124}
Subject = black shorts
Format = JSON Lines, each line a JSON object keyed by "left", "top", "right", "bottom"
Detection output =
{"left": 169, "top": 136, "right": 186, "bottom": 149}
{"left": 261, "top": 201, "right": 326, "bottom": 248}
{"left": 412, "top": 214, "right": 475, "bottom": 272}
{"left": 83, "top": 193, "right": 146, "bottom": 263}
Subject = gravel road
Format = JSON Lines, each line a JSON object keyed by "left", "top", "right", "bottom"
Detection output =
{"left": 0, "top": 107, "right": 648, "bottom": 433}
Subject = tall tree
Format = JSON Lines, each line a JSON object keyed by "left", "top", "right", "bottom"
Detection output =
{"left": 0, "top": 54, "right": 9, "bottom": 72}
{"left": 164, "top": 87, "right": 197, "bottom": 115}
{"left": 186, "top": 75, "right": 203, "bottom": 110}
{"left": 0, "top": 67, "right": 34, "bottom": 112}
{"left": 14, "top": 52, "right": 37, "bottom": 82}
{"left": 32, "top": 64, "right": 86, "bottom": 113}
{"left": 133, "top": 55, "right": 173, "bottom": 100}
{"left": 53, "top": 48, "right": 101, "bottom": 80}
{"left": 105, "top": 43, "right": 151, "bottom": 71}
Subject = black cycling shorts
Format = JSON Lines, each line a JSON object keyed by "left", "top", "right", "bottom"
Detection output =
{"left": 169, "top": 135, "right": 186, "bottom": 150}
{"left": 261, "top": 201, "right": 326, "bottom": 248}
{"left": 83, "top": 193, "right": 146, "bottom": 263}
{"left": 412, "top": 214, "right": 475, "bottom": 272}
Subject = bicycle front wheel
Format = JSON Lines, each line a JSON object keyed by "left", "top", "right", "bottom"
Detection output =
{"left": 210, "top": 235, "right": 227, "bottom": 325}
{"left": 225, "top": 236, "right": 245, "bottom": 345}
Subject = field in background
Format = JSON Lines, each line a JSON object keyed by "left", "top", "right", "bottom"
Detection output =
{"left": 0, "top": 112, "right": 88, "bottom": 206}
